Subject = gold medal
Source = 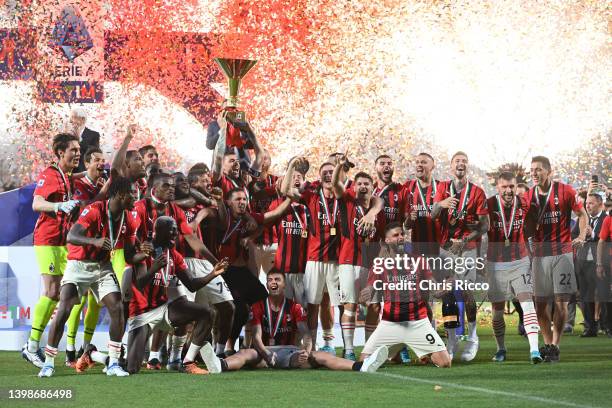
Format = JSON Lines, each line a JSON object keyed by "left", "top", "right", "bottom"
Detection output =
{"left": 504, "top": 239, "right": 510, "bottom": 247}
{"left": 111, "top": 249, "right": 116, "bottom": 259}
{"left": 330, "top": 227, "right": 336, "bottom": 236}
{"left": 301, "top": 230, "right": 308, "bottom": 238}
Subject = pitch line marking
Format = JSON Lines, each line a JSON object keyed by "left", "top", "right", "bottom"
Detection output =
{"left": 375, "top": 371, "right": 600, "bottom": 408}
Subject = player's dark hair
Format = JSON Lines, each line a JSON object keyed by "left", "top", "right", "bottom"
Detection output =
{"left": 187, "top": 163, "right": 210, "bottom": 186}
{"left": 531, "top": 155, "right": 551, "bottom": 171}
{"left": 374, "top": 154, "right": 392, "bottom": 164}
{"left": 52, "top": 133, "right": 79, "bottom": 158}
{"left": 227, "top": 187, "right": 247, "bottom": 200}
{"left": 154, "top": 216, "right": 176, "bottom": 234}
{"left": 224, "top": 150, "right": 237, "bottom": 157}
{"left": 138, "top": 145, "right": 156, "bottom": 157}
{"left": 587, "top": 193, "right": 603, "bottom": 203}
{"left": 384, "top": 221, "right": 403, "bottom": 236}
{"left": 84, "top": 147, "right": 103, "bottom": 164}
{"left": 497, "top": 172, "right": 516, "bottom": 182}
{"left": 319, "top": 162, "right": 334, "bottom": 173}
{"left": 108, "top": 176, "right": 132, "bottom": 198}
{"left": 266, "top": 268, "right": 286, "bottom": 281}
{"left": 416, "top": 152, "right": 435, "bottom": 162}
{"left": 150, "top": 172, "right": 173, "bottom": 187}
{"left": 451, "top": 151, "right": 468, "bottom": 162}
{"left": 354, "top": 172, "right": 373, "bottom": 183}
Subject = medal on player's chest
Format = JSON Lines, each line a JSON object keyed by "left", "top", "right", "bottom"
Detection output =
{"left": 292, "top": 204, "right": 309, "bottom": 238}
{"left": 320, "top": 189, "right": 338, "bottom": 236}
{"left": 496, "top": 194, "right": 517, "bottom": 247}
{"left": 449, "top": 182, "right": 470, "bottom": 225}
{"left": 534, "top": 185, "right": 553, "bottom": 231}
{"left": 107, "top": 201, "right": 125, "bottom": 258}
{"left": 266, "top": 298, "right": 285, "bottom": 347}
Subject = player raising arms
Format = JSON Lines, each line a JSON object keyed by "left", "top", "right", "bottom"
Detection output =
{"left": 200, "top": 269, "right": 389, "bottom": 373}
{"left": 111, "top": 125, "right": 147, "bottom": 201}
{"left": 486, "top": 172, "right": 542, "bottom": 363}
{"left": 359, "top": 223, "right": 451, "bottom": 368}
{"left": 38, "top": 177, "right": 141, "bottom": 377}
{"left": 331, "top": 153, "right": 383, "bottom": 360}
{"left": 432, "top": 151, "right": 488, "bottom": 362}
{"left": 23, "top": 133, "right": 81, "bottom": 368}
{"left": 527, "top": 156, "right": 587, "bottom": 362}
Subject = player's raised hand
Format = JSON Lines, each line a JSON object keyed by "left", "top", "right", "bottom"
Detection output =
{"left": 212, "top": 258, "right": 229, "bottom": 276}
{"left": 210, "top": 187, "right": 223, "bottom": 202}
{"left": 126, "top": 124, "right": 138, "bottom": 139}
{"left": 357, "top": 212, "right": 376, "bottom": 233}
{"left": 139, "top": 241, "right": 154, "bottom": 256}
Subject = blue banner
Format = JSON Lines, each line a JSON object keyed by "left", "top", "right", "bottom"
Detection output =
{"left": 0, "top": 184, "right": 37, "bottom": 245}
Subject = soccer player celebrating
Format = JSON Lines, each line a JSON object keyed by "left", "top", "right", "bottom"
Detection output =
{"left": 359, "top": 223, "right": 451, "bottom": 368}
{"left": 486, "top": 172, "right": 542, "bottom": 363}
{"left": 432, "top": 151, "right": 488, "bottom": 362}
{"left": 200, "top": 269, "right": 389, "bottom": 373}
{"left": 331, "top": 154, "right": 383, "bottom": 360}
{"left": 111, "top": 124, "right": 147, "bottom": 201}
{"left": 527, "top": 156, "right": 587, "bottom": 362}
{"left": 138, "top": 144, "right": 159, "bottom": 168}
{"left": 23, "top": 133, "right": 81, "bottom": 368}
{"left": 373, "top": 154, "right": 410, "bottom": 236}
{"left": 38, "top": 177, "right": 140, "bottom": 377}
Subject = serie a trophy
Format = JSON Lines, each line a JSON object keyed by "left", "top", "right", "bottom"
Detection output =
{"left": 213, "top": 58, "right": 257, "bottom": 152}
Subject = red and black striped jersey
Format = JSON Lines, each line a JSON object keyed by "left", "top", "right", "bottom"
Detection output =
{"left": 176, "top": 203, "right": 205, "bottom": 259}
{"left": 33, "top": 165, "right": 75, "bottom": 246}
{"left": 299, "top": 188, "right": 340, "bottom": 262}
{"left": 338, "top": 192, "right": 377, "bottom": 266}
{"left": 129, "top": 248, "right": 188, "bottom": 317}
{"left": 526, "top": 181, "right": 582, "bottom": 256}
{"left": 271, "top": 199, "right": 309, "bottom": 274}
{"left": 218, "top": 211, "right": 265, "bottom": 264}
{"left": 215, "top": 174, "right": 250, "bottom": 208}
{"left": 368, "top": 256, "right": 431, "bottom": 322}
{"left": 73, "top": 176, "right": 101, "bottom": 205}
{"left": 250, "top": 298, "right": 307, "bottom": 346}
{"left": 404, "top": 179, "right": 442, "bottom": 255}
{"left": 250, "top": 175, "right": 279, "bottom": 246}
{"left": 133, "top": 199, "right": 193, "bottom": 246}
{"left": 372, "top": 182, "right": 409, "bottom": 239}
{"left": 433, "top": 180, "right": 488, "bottom": 250}
{"left": 486, "top": 195, "right": 531, "bottom": 262}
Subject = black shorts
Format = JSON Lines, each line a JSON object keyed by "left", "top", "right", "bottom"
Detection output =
{"left": 223, "top": 266, "right": 268, "bottom": 305}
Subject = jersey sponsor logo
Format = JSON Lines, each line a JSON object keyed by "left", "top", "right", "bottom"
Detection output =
{"left": 37, "top": 179, "right": 45, "bottom": 187}
{"left": 80, "top": 209, "right": 89, "bottom": 217}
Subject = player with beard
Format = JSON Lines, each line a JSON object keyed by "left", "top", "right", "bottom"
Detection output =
{"left": 200, "top": 269, "right": 389, "bottom": 374}
{"left": 359, "top": 223, "right": 451, "bottom": 368}
{"left": 527, "top": 156, "right": 587, "bottom": 362}
{"left": 216, "top": 188, "right": 291, "bottom": 354}
{"left": 23, "top": 133, "right": 81, "bottom": 368}
{"left": 172, "top": 171, "right": 235, "bottom": 362}
{"left": 486, "top": 173, "right": 542, "bottom": 363}
{"left": 332, "top": 154, "right": 383, "bottom": 360}
{"left": 373, "top": 155, "right": 410, "bottom": 236}
{"left": 64, "top": 147, "right": 110, "bottom": 367}
{"left": 432, "top": 151, "right": 489, "bottom": 362}
{"left": 38, "top": 177, "right": 140, "bottom": 377}
{"left": 111, "top": 125, "right": 147, "bottom": 201}
{"left": 138, "top": 145, "right": 159, "bottom": 168}
{"left": 404, "top": 153, "right": 442, "bottom": 257}
{"left": 281, "top": 157, "right": 378, "bottom": 355}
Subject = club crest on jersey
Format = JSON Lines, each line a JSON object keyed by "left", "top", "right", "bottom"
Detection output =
{"left": 554, "top": 197, "right": 559, "bottom": 205}
{"left": 37, "top": 179, "right": 45, "bottom": 187}
{"left": 81, "top": 209, "right": 89, "bottom": 217}
{"left": 132, "top": 211, "right": 138, "bottom": 218}
{"left": 75, "top": 189, "right": 81, "bottom": 197}
{"left": 49, "top": 263, "right": 55, "bottom": 273}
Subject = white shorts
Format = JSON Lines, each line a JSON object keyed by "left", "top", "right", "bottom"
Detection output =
{"left": 304, "top": 261, "right": 340, "bottom": 306}
{"left": 362, "top": 318, "right": 446, "bottom": 358}
{"left": 127, "top": 303, "right": 172, "bottom": 333}
{"left": 486, "top": 257, "right": 533, "bottom": 302}
{"left": 439, "top": 247, "right": 478, "bottom": 284}
{"left": 532, "top": 253, "right": 576, "bottom": 298}
{"left": 62, "top": 260, "right": 120, "bottom": 303}
{"left": 338, "top": 264, "right": 369, "bottom": 304}
{"left": 184, "top": 258, "right": 233, "bottom": 305}
{"left": 285, "top": 273, "right": 306, "bottom": 307}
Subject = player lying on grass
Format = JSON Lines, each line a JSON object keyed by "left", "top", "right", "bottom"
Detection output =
{"left": 76, "top": 216, "right": 230, "bottom": 375}
{"left": 200, "top": 269, "right": 389, "bottom": 373}
{"left": 358, "top": 222, "right": 452, "bottom": 368}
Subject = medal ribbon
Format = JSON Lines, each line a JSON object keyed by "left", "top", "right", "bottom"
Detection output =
{"left": 534, "top": 184, "right": 554, "bottom": 227}
{"left": 291, "top": 203, "right": 307, "bottom": 234}
{"left": 53, "top": 163, "right": 72, "bottom": 200}
{"left": 373, "top": 183, "right": 389, "bottom": 198}
{"left": 222, "top": 215, "right": 242, "bottom": 244}
{"left": 266, "top": 298, "right": 286, "bottom": 341}
{"left": 416, "top": 179, "right": 437, "bottom": 214}
{"left": 319, "top": 189, "right": 338, "bottom": 227}
{"left": 496, "top": 195, "right": 517, "bottom": 242}
{"left": 107, "top": 200, "right": 125, "bottom": 252}
{"left": 450, "top": 181, "right": 471, "bottom": 220}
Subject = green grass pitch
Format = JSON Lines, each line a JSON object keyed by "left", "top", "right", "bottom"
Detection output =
{"left": 1, "top": 320, "right": 611, "bottom": 408}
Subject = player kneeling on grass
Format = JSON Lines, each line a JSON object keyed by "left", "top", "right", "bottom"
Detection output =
{"left": 359, "top": 223, "right": 451, "bottom": 368}
{"left": 78, "top": 216, "right": 230, "bottom": 375}
{"left": 200, "top": 269, "right": 389, "bottom": 373}
{"left": 38, "top": 177, "right": 141, "bottom": 378}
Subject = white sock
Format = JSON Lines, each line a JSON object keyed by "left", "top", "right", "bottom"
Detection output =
{"left": 468, "top": 321, "right": 478, "bottom": 340}
{"left": 82, "top": 339, "right": 90, "bottom": 349}
{"left": 215, "top": 343, "right": 225, "bottom": 355}
{"left": 446, "top": 329, "right": 457, "bottom": 350}
{"left": 169, "top": 335, "right": 187, "bottom": 362}
{"left": 148, "top": 351, "right": 160, "bottom": 361}
{"left": 28, "top": 339, "right": 39, "bottom": 353}
{"left": 322, "top": 329, "right": 334, "bottom": 347}
{"left": 521, "top": 301, "right": 540, "bottom": 352}
{"left": 44, "top": 345, "right": 57, "bottom": 367}
{"left": 341, "top": 311, "right": 355, "bottom": 352}
{"left": 66, "top": 343, "right": 75, "bottom": 352}
{"left": 91, "top": 351, "right": 109, "bottom": 365}
{"left": 183, "top": 343, "right": 202, "bottom": 363}
{"left": 492, "top": 309, "right": 506, "bottom": 351}
{"left": 108, "top": 340, "right": 122, "bottom": 366}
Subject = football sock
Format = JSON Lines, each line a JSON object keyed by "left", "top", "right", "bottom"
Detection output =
{"left": 468, "top": 321, "right": 478, "bottom": 340}
{"left": 492, "top": 309, "right": 506, "bottom": 351}
{"left": 521, "top": 301, "right": 540, "bottom": 352}
{"left": 29, "top": 296, "right": 57, "bottom": 346}
{"left": 184, "top": 343, "right": 202, "bottom": 363}
{"left": 44, "top": 345, "right": 58, "bottom": 367}
{"left": 169, "top": 335, "right": 187, "bottom": 362}
{"left": 341, "top": 310, "right": 355, "bottom": 352}
{"left": 91, "top": 351, "right": 109, "bottom": 365}
{"left": 220, "top": 358, "right": 229, "bottom": 372}
{"left": 323, "top": 329, "right": 334, "bottom": 348}
{"left": 215, "top": 343, "right": 225, "bottom": 355}
{"left": 351, "top": 361, "right": 363, "bottom": 371}
{"left": 148, "top": 351, "right": 160, "bottom": 361}
{"left": 83, "top": 293, "right": 101, "bottom": 344}
{"left": 108, "top": 341, "right": 122, "bottom": 366}
{"left": 446, "top": 328, "right": 457, "bottom": 349}
{"left": 66, "top": 296, "right": 86, "bottom": 350}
